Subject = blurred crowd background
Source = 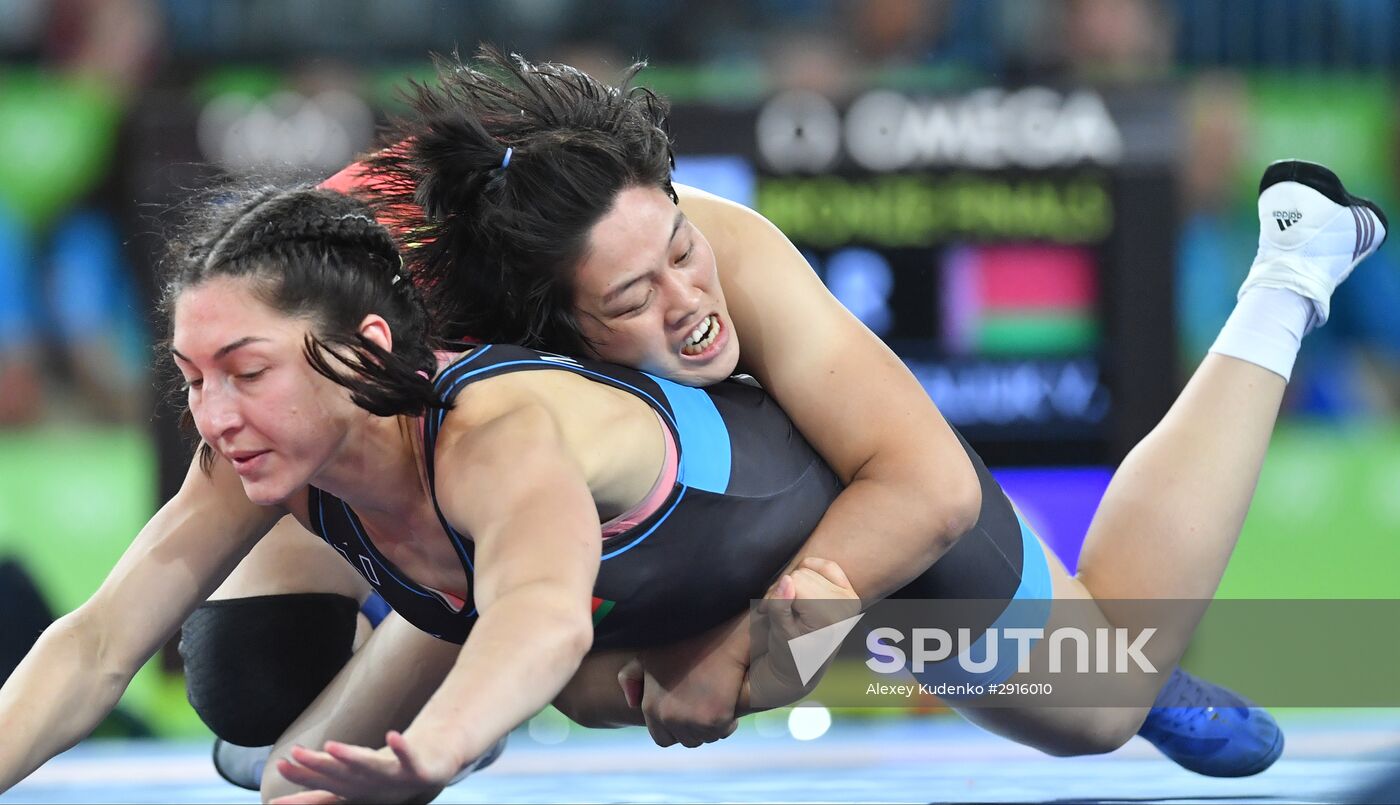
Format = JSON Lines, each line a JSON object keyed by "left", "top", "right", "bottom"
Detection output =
{"left": 2, "top": 0, "right": 1400, "bottom": 738}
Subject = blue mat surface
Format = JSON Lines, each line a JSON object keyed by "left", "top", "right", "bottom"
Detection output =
{"left": 5, "top": 711, "right": 1398, "bottom": 804}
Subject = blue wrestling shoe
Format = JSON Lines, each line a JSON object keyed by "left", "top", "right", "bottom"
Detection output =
{"left": 1136, "top": 667, "right": 1283, "bottom": 777}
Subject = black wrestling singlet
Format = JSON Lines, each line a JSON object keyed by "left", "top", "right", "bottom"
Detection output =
{"left": 307, "top": 344, "right": 1028, "bottom": 650}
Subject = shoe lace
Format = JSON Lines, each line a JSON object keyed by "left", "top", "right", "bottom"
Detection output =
{"left": 1152, "top": 672, "right": 1229, "bottom": 733}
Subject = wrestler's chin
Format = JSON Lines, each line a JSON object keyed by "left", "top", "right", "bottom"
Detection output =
{"left": 240, "top": 480, "right": 296, "bottom": 508}
{"left": 234, "top": 460, "right": 300, "bottom": 507}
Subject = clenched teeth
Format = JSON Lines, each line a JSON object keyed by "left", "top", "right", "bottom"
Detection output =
{"left": 681, "top": 314, "right": 719, "bottom": 355}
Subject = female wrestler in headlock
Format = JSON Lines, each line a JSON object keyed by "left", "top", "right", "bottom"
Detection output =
{"left": 256, "top": 51, "right": 1378, "bottom": 800}
{"left": 0, "top": 52, "right": 1383, "bottom": 805}
{"left": 175, "top": 44, "right": 1290, "bottom": 786}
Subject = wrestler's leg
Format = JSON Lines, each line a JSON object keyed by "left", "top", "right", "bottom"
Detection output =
{"left": 261, "top": 612, "right": 459, "bottom": 803}
{"left": 1077, "top": 159, "right": 1384, "bottom": 643}
{"left": 1072, "top": 354, "right": 1282, "bottom": 648}
{"left": 955, "top": 536, "right": 1157, "bottom": 756}
{"left": 181, "top": 518, "right": 373, "bottom": 752}
{"left": 967, "top": 161, "right": 1387, "bottom": 766}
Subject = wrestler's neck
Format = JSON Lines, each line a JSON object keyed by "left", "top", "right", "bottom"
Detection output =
{"left": 307, "top": 409, "right": 429, "bottom": 519}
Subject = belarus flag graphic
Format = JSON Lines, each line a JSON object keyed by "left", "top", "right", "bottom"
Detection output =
{"left": 942, "top": 244, "right": 1099, "bottom": 356}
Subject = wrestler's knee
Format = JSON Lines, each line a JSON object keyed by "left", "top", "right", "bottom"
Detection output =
{"left": 180, "top": 593, "right": 360, "bottom": 747}
{"left": 1029, "top": 708, "right": 1143, "bottom": 758}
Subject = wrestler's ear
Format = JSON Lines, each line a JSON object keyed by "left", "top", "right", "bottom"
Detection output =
{"left": 357, "top": 314, "right": 393, "bottom": 354}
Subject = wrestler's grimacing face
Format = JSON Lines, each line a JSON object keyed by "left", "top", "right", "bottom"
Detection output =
{"left": 572, "top": 186, "right": 740, "bottom": 387}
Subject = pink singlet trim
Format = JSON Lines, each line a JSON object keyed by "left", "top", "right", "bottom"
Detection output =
{"left": 426, "top": 587, "right": 467, "bottom": 613}
{"left": 601, "top": 411, "right": 679, "bottom": 539}
{"left": 420, "top": 350, "right": 678, "bottom": 545}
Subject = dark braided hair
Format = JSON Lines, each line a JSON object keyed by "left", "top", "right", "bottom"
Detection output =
{"left": 160, "top": 184, "right": 449, "bottom": 472}
{"left": 363, "top": 46, "right": 677, "bottom": 354}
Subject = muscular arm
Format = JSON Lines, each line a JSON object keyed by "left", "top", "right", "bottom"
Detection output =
{"left": 679, "top": 185, "right": 981, "bottom": 607}
{"left": 397, "top": 393, "right": 601, "bottom": 771}
{"left": 591, "top": 189, "right": 983, "bottom": 742}
{"left": 679, "top": 186, "right": 981, "bottom": 602}
{"left": 0, "top": 455, "right": 280, "bottom": 792}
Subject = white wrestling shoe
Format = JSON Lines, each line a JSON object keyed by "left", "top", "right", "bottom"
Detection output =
{"left": 1241, "top": 159, "right": 1388, "bottom": 332}
{"left": 212, "top": 734, "right": 508, "bottom": 791}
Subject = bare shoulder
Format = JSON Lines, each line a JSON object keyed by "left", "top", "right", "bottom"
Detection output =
{"left": 676, "top": 184, "right": 771, "bottom": 256}
{"left": 676, "top": 181, "right": 828, "bottom": 303}
{"left": 438, "top": 368, "right": 605, "bottom": 431}
{"left": 675, "top": 185, "right": 960, "bottom": 488}
{"left": 432, "top": 368, "right": 658, "bottom": 519}
{"left": 432, "top": 369, "right": 630, "bottom": 472}
{"left": 429, "top": 372, "right": 600, "bottom": 534}
{"left": 676, "top": 182, "right": 750, "bottom": 219}
{"left": 677, "top": 186, "right": 853, "bottom": 372}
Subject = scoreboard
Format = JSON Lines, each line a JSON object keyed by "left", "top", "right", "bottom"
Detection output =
{"left": 670, "top": 85, "right": 1181, "bottom": 467}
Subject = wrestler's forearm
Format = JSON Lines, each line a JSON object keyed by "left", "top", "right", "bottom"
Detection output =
{"left": 0, "top": 613, "right": 131, "bottom": 792}
{"left": 727, "top": 472, "right": 975, "bottom": 718}
{"left": 403, "top": 592, "right": 592, "bottom": 766}
{"left": 591, "top": 472, "right": 966, "bottom": 726}
{"left": 786, "top": 469, "right": 971, "bottom": 604}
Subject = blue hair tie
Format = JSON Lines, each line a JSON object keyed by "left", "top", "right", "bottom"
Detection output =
{"left": 500, "top": 147, "right": 513, "bottom": 169}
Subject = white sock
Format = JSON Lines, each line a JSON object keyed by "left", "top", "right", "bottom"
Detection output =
{"left": 1208, "top": 287, "right": 1313, "bottom": 381}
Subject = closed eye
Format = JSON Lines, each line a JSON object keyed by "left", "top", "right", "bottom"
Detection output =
{"left": 620, "top": 291, "right": 654, "bottom": 316}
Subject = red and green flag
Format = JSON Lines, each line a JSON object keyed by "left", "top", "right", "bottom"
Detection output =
{"left": 943, "top": 244, "right": 1099, "bottom": 356}
{"left": 590, "top": 596, "right": 615, "bottom": 626}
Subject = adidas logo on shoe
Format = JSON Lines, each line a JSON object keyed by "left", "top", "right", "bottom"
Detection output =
{"left": 1240, "top": 159, "right": 1388, "bottom": 329}
{"left": 1272, "top": 209, "right": 1302, "bottom": 230}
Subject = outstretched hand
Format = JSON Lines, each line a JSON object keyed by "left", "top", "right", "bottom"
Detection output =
{"left": 270, "top": 730, "right": 457, "bottom": 804}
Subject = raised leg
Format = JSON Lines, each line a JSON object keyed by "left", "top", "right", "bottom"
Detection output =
{"left": 961, "top": 161, "right": 1387, "bottom": 771}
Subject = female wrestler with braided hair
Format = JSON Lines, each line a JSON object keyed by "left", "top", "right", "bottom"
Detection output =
{"left": 274, "top": 48, "right": 1385, "bottom": 798}
{"left": 0, "top": 183, "right": 869, "bottom": 802}
{"left": 181, "top": 47, "right": 1377, "bottom": 801}
{"left": 2, "top": 111, "right": 1386, "bottom": 801}
{"left": 169, "top": 48, "right": 1380, "bottom": 801}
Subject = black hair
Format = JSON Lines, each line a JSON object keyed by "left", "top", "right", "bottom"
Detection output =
{"left": 363, "top": 45, "right": 677, "bottom": 354}
{"left": 159, "top": 184, "right": 449, "bottom": 472}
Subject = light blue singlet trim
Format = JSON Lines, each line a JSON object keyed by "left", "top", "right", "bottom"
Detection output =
{"left": 436, "top": 357, "right": 734, "bottom": 496}
{"left": 911, "top": 511, "right": 1054, "bottom": 692}
{"left": 430, "top": 353, "right": 733, "bottom": 558}
{"left": 650, "top": 375, "right": 732, "bottom": 494}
